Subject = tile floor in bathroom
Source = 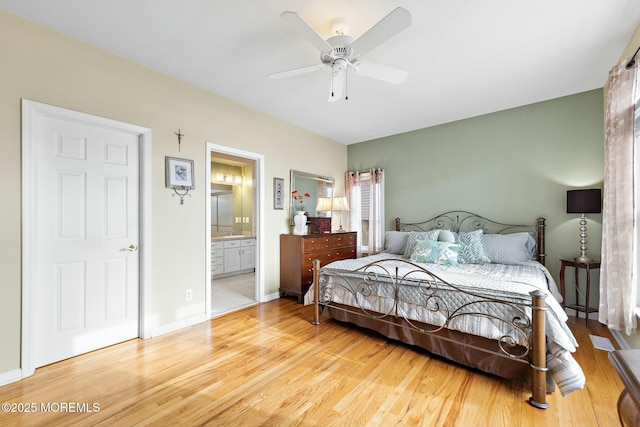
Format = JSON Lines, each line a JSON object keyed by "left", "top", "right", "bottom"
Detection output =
{"left": 211, "top": 272, "right": 256, "bottom": 316}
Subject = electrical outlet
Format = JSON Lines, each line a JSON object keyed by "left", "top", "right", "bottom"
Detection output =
{"left": 185, "top": 289, "right": 193, "bottom": 302}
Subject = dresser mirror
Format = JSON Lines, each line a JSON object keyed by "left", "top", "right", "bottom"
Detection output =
{"left": 290, "top": 170, "right": 334, "bottom": 226}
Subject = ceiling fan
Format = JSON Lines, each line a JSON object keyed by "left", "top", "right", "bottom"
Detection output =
{"left": 269, "top": 7, "right": 412, "bottom": 102}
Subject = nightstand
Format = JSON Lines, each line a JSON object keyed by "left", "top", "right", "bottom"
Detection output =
{"left": 559, "top": 258, "right": 601, "bottom": 327}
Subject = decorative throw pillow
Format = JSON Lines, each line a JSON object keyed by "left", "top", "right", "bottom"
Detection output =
{"left": 410, "top": 240, "right": 461, "bottom": 266}
{"left": 483, "top": 232, "right": 536, "bottom": 264}
{"left": 457, "top": 229, "right": 491, "bottom": 264}
{"left": 383, "top": 231, "right": 409, "bottom": 254}
{"left": 403, "top": 230, "right": 441, "bottom": 258}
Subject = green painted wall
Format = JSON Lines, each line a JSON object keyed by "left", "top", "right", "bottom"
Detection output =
{"left": 348, "top": 89, "right": 604, "bottom": 309}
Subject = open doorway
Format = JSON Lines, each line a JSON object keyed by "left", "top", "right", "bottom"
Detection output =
{"left": 206, "top": 143, "right": 263, "bottom": 317}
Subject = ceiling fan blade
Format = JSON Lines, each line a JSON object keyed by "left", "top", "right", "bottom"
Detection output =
{"left": 352, "top": 60, "right": 408, "bottom": 84}
{"left": 281, "top": 11, "right": 333, "bottom": 53}
{"left": 349, "top": 7, "right": 412, "bottom": 57}
{"left": 269, "top": 63, "right": 326, "bottom": 79}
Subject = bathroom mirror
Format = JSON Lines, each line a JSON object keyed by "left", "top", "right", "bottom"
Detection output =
{"left": 290, "top": 170, "right": 334, "bottom": 225}
{"left": 211, "top": 157, "right": 255, "bottom": 237}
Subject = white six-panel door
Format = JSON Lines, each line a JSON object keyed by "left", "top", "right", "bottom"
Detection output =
{"left": 30, "top": 108, "right": 140, "bottom": 368}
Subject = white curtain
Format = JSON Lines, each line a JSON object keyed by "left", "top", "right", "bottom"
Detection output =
{"left": 599, "top": 58, "right": 638, "bottom": 335}
{"left": 369, "top": 168, "right": 385, "bottom": 254}
{"left": 345, "top": 171, "right": 363, "bottom": 256}
{"left": 345, "top": 168, "right": 385, "bottom": 256}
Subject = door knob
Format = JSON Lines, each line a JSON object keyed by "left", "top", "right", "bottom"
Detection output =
{"left": 121, "top": 244, "right": 138, "bottom": 252}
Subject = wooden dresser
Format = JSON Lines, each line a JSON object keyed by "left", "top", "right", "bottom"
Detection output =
{"left": 280, "top": 232, "right": 357, "bottom": 303}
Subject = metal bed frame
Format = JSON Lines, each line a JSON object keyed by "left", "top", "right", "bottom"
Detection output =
{"left": 311, "top": 211, "right": 550, "bottom": 409}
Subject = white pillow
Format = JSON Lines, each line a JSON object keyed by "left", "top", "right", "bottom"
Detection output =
{"left": 438, "top": 230, "right": 457, "bottom": 243}
{"left": 483, "top": 233, "right": 536, "bottom": 264}
{"left": 383, "top": 231, "right": 409, "bottom": 254}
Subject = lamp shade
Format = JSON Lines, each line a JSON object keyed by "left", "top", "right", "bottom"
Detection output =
{"left": 332, "top": 196, "right": 349, "bottom": 212}
{"left": 567, "top": 189, "right": 601, "bottom": 214}
{"left": 316, "top": 197, "right": 333, "bottom": 212}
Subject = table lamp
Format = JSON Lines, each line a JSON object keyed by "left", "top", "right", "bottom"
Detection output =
{"left": 315, "top": 197, "right": 333, "bottom": 216}
{"left": 566, "top": 188, "right": 601, "bottom": 263}
{"left": 310, "top": 197, "right": 333, "bottom": 233}
{"left": 332, "top": 196, "right": 349, "bottom": 232}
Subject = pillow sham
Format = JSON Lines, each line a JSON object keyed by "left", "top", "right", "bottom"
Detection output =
{"left": 383, "top": 231, "right": 409, "bottom": 254}
{"left": 410, "top": 240, "right": 461, "bottom": 266}
{"left": 457, "top": 229, "right": 491, "bottom": 264}
{"left": 403, "top": 230, "right": 441, "bottom": 258}
{"left": 483, "top": 232, "right": 536, "bottom": 264}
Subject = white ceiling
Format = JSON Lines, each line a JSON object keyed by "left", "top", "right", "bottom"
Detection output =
{"left": 2, "top": 1, "right": 640, "bottom": 144}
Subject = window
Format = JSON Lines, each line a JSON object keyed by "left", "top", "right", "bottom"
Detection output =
{"left": 346, "top": 169, "right": 385, "bottom": 256}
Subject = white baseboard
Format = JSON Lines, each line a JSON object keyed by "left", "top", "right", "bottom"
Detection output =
{"left": 263, "top": 292, "right": 280, "bottom": 302}
{"left": 150, "top": 313, "right": 208, "bottom": 338}
{"left": 564, "top": 308, "right": 599, "bottom": 320}
{"left": 0, "top": 369, "right": 22, "bottom": 387}
{"left": 610, "top": 329, "right": 631, "bottom": 350}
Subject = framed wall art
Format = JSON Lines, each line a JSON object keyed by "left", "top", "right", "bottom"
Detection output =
{"left": 273, "top": 177, "right": 284, "bottom": 210}
{"left": 165, "top": 156, "right": 195, "bottom": 189}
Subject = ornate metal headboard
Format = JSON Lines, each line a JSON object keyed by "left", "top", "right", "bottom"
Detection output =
{"left": 395, "top": 211, "right": 546, "bottom": 265}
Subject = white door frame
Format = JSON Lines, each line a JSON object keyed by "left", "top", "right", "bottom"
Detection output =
{"left": 206, "top": 142, "right": 264, "bottom": 316}
{"left": 21, "top": 100, "right": 152, "bottom": 378}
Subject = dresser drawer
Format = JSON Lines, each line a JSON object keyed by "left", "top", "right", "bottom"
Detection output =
{"left": 211, "top": 264, "right": 224, "bottom": 275}
{"left": 334, "top": 248, "right": 356, "bottom": 260}
{"left": 242, "top": 239, "right": 256, "bottom": 247}
{"left": 303, "top": 237, "right": 332, "bottom": 252}
{"left": 223, "top": 240, "right": 241, "bottom": 248}
{"left": 211, "top": 241, "right": 224, "bottom": 250}
{"left": 303, "top": 251, "right": 336, "bottom": 269}
{"left": 211, "top": 256, "right": 223, "bottom": 266}
{"left": 333, "top": 233, "right": 356, "bottom": 248}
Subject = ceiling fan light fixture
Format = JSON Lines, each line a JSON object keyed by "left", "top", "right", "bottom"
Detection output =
{"left": 330, "top": 17, "right": 350, "bottom": 36}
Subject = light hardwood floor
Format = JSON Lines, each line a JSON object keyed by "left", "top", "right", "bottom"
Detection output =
{"left": 0, "top": 299, "right": 624, "bottom": 426}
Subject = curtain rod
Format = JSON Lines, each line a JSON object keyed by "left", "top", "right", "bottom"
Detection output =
{"left": 626, "top": 46, "right": 640, "bottom": 68}
{"left": 348, "top": 168, "right": 384, "bottom": 174}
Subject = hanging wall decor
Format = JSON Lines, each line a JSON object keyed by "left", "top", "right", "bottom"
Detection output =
{"left": 175, "top": 129, "right": 184, "bottom": 152}
{"left": 273, "top": 177, "right": 284, "bottom": 209}
{"left": 165, "top": 156, "right": 195, "bottom": 205}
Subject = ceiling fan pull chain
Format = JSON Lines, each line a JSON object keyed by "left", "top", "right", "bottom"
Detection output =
{"left": 330, "top": 68, "right": 335, "bottom": 99}
{"left": 345, "top": 68, "right": 349, "bottom": 101}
